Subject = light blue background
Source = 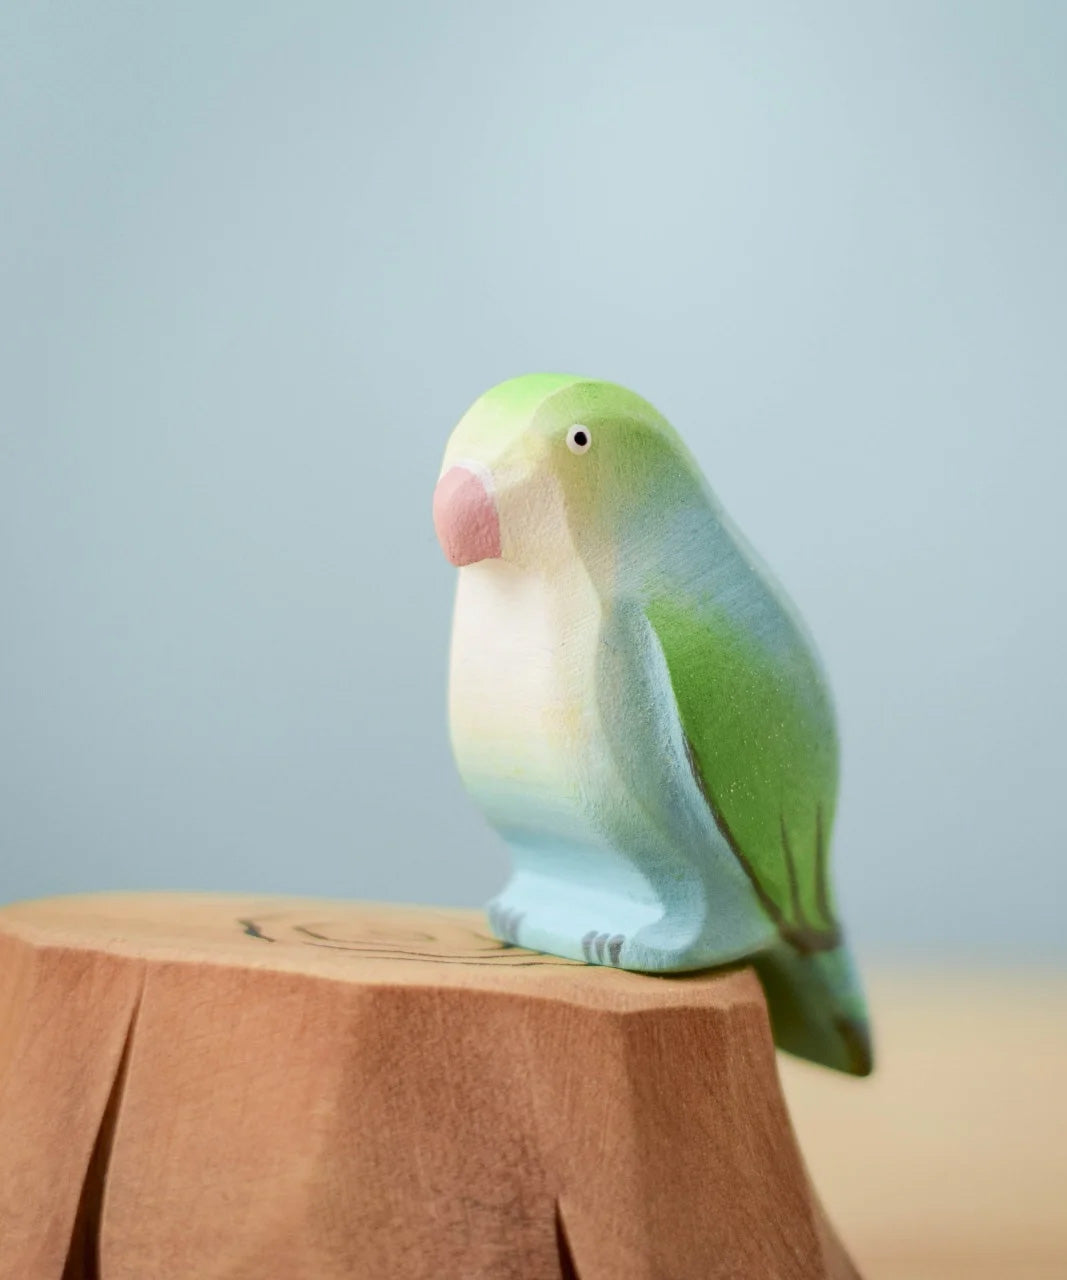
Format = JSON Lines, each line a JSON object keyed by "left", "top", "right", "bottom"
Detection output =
{"left": 2, "top": 2, "right": 1064, "bottom": 959}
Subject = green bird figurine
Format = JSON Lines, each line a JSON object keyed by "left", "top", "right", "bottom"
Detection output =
{"left": 433, "top": 374, "right": 872, "bottom": 1075}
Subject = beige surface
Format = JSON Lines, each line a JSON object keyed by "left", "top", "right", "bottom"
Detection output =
{"left": 781, "top": 970, "right": 1067, "bottom": 1280}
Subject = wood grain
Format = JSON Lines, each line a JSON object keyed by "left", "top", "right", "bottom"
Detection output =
{"left": 0, "top": 892, "right": 858, "bottom": 1280}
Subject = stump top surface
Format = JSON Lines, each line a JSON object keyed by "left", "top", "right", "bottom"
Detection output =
{"left": 0, "top": 891, "right": 762, "bottom": 1013}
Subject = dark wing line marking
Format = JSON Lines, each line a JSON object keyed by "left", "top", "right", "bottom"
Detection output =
{"left": 682, "top": 734, "right": 786, "bottom": 931}
{"left": 813, "top": 802, "right": 835, "bottom": 929}
{"left": 682, "top": 735, "right": 840, "bottom": 956}
{"left": 779, "top": 816, "right": 805, "bottom": 926}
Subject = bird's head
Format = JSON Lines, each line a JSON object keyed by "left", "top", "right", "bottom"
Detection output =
{"left": 433, "top": 374, "right": 698, "bottom": 577}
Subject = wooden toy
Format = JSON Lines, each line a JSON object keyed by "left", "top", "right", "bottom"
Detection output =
{"left": 435, "top": 375, "right": 872, "bottom": 1075}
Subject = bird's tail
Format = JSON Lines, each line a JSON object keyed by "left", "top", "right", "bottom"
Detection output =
{"left": 752, "top": 938, "right": 873, "bottom": 1076}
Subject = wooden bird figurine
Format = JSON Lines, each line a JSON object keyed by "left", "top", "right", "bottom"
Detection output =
{"left": 433, "top": 374, "right": 872, "bottom": 1074}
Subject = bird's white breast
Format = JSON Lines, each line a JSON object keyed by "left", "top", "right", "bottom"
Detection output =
{"left": 448, "top": 559, "right": 603, "bottom": 813}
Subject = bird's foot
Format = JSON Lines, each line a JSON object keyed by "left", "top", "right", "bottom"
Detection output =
{"left": 580, "top": 930, "right": 627, "bottom": 966}
{"left": 486, "top": 900, "right": 526, "bottom": 947}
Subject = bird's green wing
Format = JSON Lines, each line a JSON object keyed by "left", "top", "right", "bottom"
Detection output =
{"left": 645, "top": 595, "right": 840, "bottom": 952}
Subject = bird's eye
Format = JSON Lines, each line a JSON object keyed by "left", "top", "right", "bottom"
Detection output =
{"left": 566, "top": 424, "right": 592, "bottom": 454}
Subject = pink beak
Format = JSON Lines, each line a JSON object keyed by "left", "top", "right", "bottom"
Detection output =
{"left": 433, "top": 465, "right": 502, "bottom": 567}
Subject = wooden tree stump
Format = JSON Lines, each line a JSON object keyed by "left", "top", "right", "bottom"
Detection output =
{"left": 0, "top": 893, "right": 860, "bottom": 1280}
